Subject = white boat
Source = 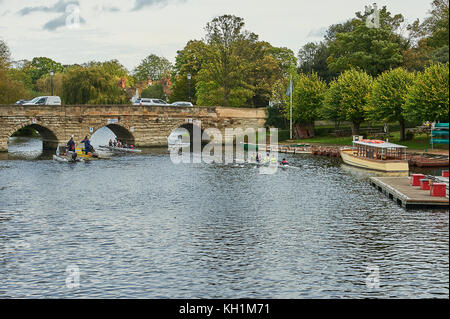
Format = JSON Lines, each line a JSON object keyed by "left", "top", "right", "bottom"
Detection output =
{"left": 53, "top": 146, "right": 84, "bottom": 163}
{"left": 99, "top": 145, "right": 142, "bottom": 153}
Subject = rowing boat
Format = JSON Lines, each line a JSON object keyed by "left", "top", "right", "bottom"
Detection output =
{"left": 99, "top": 145, "right": 142, "bottom": 153}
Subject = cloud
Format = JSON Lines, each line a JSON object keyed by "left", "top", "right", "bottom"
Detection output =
{"left": 307, "top": 27, "right": 327, "bottom": 38}
{"left": 132, "top": 0, "right": 187, "bottom": 11}
{"left": 93, "top": 4, "right": 121, "bottom": 13}
{"left": 43, "top": 14, "right": 86, "bottom": 31}
{"left": 18, "top": 0, "right": 79, "bottom": 16}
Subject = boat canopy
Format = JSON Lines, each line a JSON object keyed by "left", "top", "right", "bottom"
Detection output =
{"left": 353, "top": 140, "right": 407, "bottom": 149}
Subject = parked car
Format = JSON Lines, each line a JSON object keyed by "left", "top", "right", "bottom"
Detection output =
{"left": 23, "top": 96, "right": 61, "bottom": 106}
{"left": 171, "top": 101, "right": 194, "bottom": 107}
{"left": 15, "top": 100, "right": 29, "bottom": 105}
{"left": 133, "top": 98, "right": 168, "bottom": 106}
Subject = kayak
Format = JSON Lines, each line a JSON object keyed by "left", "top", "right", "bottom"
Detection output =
{"left": 99, "top": 145, "right": 142, "bottom": 153}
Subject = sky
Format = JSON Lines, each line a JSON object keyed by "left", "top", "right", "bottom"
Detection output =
{"left": 0, "top": 0, "right": 432, "bottom": 71}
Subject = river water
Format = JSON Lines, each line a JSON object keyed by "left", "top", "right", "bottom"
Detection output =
{"left": 0, "top": 134, "right": 448, "bottom": 299}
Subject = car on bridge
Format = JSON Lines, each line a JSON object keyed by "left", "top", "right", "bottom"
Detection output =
{"left": 133, "top": 98, "right": 168, "bottom": 106}
{"left": 15, "top": 100, "right": 29, "bottom": 105}
{"left": 23, "top": 96, "right": 61, "bottom": 106}
{"left": 171, "top": 101, "right": 193, "bottom": 107}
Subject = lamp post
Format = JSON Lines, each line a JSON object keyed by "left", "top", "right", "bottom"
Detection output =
{"left": 187, "top": 73, "right": 192, "bottom": 102}
{"left": 50, "top": 70, "right": 54, "bottom": 96}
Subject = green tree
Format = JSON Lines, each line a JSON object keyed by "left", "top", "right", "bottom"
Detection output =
{"left": 141, "top": 83, "right": 165, "bottom": 100}
{"left": 323, "top": 69, "right": 373, "bottom": 135}
{"left": 287, "top": 73, "right": 327, "bottom": 138}
{"left": 170, "top": 40, "right": 208, "bottom": 103}
{"left": 133, "top": 54, "right": 173, "bottom": 82}
{"left": 62, "top": 66, "right": 128, "bottom": 104}
{"left": 327, "top": 6, "right": 405, "bottom": 76}
{"left": 29, "top": 57, "right": 64, "bottom": 84}
{"left": 366, "top": 68, "right": 416, "bottom": 140}
{"left": 85, "top": 60, "right": 134, "bottom": 87}
{"left": 422, "top": 0, "right": 449, "bottom": 49}
{"left": 197, "top": 15, "right": 253, "bottom": 107}
{"left": 404, "top": 63, "right": 449, "bottom": 123}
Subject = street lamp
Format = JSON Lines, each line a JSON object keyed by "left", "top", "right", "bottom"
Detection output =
{"left": 50, "top": 70, "right": 54, "bottom": 96}
{"left": 187, "top": 73, "right": 192, "bottom": 102}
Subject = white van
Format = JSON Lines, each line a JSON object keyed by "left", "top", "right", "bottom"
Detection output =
{"left": 23, "top": 96, "right": 62, "bottom": 106}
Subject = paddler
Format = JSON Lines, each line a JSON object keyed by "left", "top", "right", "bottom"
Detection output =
{"left": 263, "top": 153, "right": 270, "bottom": 164}
{"left": 81, "top": 135, "right": 91, "bottom": 155}
{"left": 281, "top": 158, "right": 288, "bottom": 166}
{"left": 250, "top": 153, "right": 256, "bottom": 162}
{"left": 109, "top": 139, "right": 113, "bottom": 147}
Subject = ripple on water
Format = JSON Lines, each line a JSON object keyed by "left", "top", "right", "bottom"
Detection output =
{"left": 0, "top": 149, "right": 448, "bottom": 298}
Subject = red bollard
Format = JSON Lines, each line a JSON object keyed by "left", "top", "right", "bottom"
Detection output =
{"left": 411, "top": 174, "right": 425, "bottom": 186}
{"left": 420, "top": 179, "right": 431, "bottom": 191}
{"left": 430, "top": 183, "right": 447, "bottom": 197}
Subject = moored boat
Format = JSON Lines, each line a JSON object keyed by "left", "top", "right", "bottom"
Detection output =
{"left": 340, "top": 139, "right": 409, "bottom": 173}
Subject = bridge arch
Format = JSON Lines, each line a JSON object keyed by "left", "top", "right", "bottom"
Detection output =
{"left": 91, "top": 124, "right": 135, "bottom": 146}
{"left": 8, "top": 123, "right": 59, "bottom": 151}
{"left": 168, "top": 122, "right": 211, "bottom": 146}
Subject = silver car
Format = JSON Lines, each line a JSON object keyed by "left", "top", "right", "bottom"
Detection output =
{"left": 171, "top": 101, "right": 194, "bottom": 107}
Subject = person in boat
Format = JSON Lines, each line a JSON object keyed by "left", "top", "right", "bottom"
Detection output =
{"left": 123, "top": 142, "right": 128, "bottom": 149}
{"left": 109, "top": 139, "right": 113, "bottom": 147}
{"left": 256, "top": 153, "right": 261, "bottom": 163}
{"left": 250, "top": 153, "right": 256, "bottom": 162}
{"left": 66, "top": 135, "right": 75, "bottom": 154}
{"left": 281, "top": 158, "right": 288, "bottom": 166}
{"left": 81, "top": 135, "right": 91, "bottom": 155}
{"left": 113, "top": 139, "right": 117, "bottom": 147}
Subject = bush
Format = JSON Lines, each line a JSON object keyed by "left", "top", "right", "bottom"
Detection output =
{"left": 405, "top": 131, "right": 415, "bottom": 141}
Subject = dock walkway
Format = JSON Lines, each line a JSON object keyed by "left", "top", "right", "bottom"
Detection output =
{"left": 370, "top": 176, "right": 449, "bottom": 209}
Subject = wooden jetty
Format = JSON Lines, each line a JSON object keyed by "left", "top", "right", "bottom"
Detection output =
{"left": 370, "top": 176, "right": 449, "bottom": 209}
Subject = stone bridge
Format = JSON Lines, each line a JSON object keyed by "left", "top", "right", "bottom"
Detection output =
{"left": 0, "top": 105, "right": 267, "bottom": 152}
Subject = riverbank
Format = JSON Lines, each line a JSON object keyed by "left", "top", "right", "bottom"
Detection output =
{"left": 283, "top": 131, "right": 449, "bottom": 155}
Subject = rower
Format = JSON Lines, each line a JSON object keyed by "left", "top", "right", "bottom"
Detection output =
{"left": 281, "top": 158, "right": 288, "bottom": 166}
{"left": 109, "top": 139, "right": 113, "bottom": 147}
{"left": 270, "top": 155, "right": 277, "bottom": 164}
{"left": 250, "top": 153, "right": 256, "bottom": 162}
{"left": 263, "top": 153, "right": 270, "bottom": 164}
{"left": 66, "top": 135, "right": 75, "bottom": 154}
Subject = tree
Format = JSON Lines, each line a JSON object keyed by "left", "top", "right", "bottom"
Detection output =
{"left": 366, "top": 68, "right": 416, "bottom": 140}
{"left": 29, "top": 57, "right": 64, "bottom": 84}
{"left": 141, "top": 83, "right": 165, "bottom": 100}
{"left": 197, "top": 15, "right": 253, "bottom": 107}
{"left": 0, "top": 66, "right": 27, "bottom": 104}
{"left": 170, "top": 40, "right": 209, "bottom": 103}
{"left": 327, "top": 6, "right": 405, "bottom": 76}
{"left": 133, "top": 54, "right": 173, "bottom": 82}
{"left": 323, "top": 69, "right": 373, "bottom": 135}
{"left": 0, "top": 41, "right": 28, "bottom": 103}
{"left": 36, "top": 72, "right": 64, "bottom": 97}
{"left": 298, "top": 42, "right": 339, "bottom": 83}
{"left": 288, "top": 72, "right": 327, "bottom": 138}
{"left": 422, "top": 0, "right": 449, "bottom": 49}
{"left": 62, "top": 66, "right": 128, "bottom": 104}
{"left": 0, "top": 39, "right": 10, "bottom": 66}
{"left": 404, "top": 63, "right": 449, "bottom": 123}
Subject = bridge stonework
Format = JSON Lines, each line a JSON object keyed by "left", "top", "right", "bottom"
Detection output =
{"left": 0, "top": 105, "right": 267, "bottom": 152}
